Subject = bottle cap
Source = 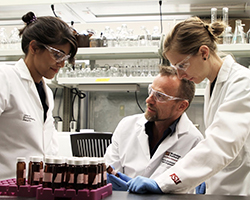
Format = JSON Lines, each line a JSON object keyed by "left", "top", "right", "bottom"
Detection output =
{"left": 67, "top": 158, "right": 76, "bottom": 165}
{"left": 17, "top": 157, "right": 26, "bottom": 162}
{"left": 75, "top": 158, "right": 83, "bottom": 166}
{"left": 82, "top": 157, "right": 90, "bottom": 165}
{"left": 89, "top": 157, "right": 98, "bottom": 165}
{"left": 30, "top": 155, "right": 43, "bottom": 163}
{"left": 53, "top": 157, "right": 63, "bottom": 164}
{"left": 45, "top": 157, "right": 54, "bottom": 164}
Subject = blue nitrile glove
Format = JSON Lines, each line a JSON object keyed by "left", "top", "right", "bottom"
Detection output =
{"left": 107, "top": 173, "right": 128, "bottom": 191}
{"left": 195, "top": 182, "right": 206, "bottom": 194}
{"left": 127, "top": 176, "right": 163, "bottom": 194}
{"left": 116, "top": 171, "right": 132, "bottom": 182}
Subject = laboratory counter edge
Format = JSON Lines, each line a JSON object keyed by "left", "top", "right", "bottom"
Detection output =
{"left": 1, "top": 191, "right": 250, "bottom": 200}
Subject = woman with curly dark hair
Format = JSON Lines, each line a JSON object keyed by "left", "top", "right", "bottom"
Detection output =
{"left": 0, "top": 11, "right": 77, "bottom": 180}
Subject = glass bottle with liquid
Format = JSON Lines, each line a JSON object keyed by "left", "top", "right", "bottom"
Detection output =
{"left": 16, "top": 157, "right": 26, "bottom": 186}
{"left": 65, "top": 158, "right": 75, "bottom": 189}
{"left": 43, "top": 157, "right": 54, "bottom": 188}
{"left": 30, "top": 156, "right": 42, "bottom": 185}
{"left": 74, "top": 158, "right": 84, "bottom": 191}
{"left": 52, "top": 157, "right": 63, "bottom": 189}
{"left": 82, "top": 157, "right": 90, "bottom": 189}
{"left": 88, "top": 158, "right": 99, "bottom": 190}
{"left": 232, "top": 19, "right": 246, "bottom": 44}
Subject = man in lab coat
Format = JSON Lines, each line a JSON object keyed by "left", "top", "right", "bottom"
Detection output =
{"left": 104, "top": 65, "right": 203, "bottom": 191}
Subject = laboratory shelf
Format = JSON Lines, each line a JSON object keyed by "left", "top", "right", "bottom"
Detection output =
{"left": 1, "top": 44, "right": 250, "bottom": 61}
{"left": 58, "top": 76, "right": 155, "bottom": 85}
{"left": 75, "top": 46, "right": 162, "bottom": 60}
{"left": 217, "top": 44, "right": 250, "bottom": 57}
{"left": 0, "top": 47, "right": 23, "bottom": 61}
{"left": 57, "top": 76, "right": 155, "bottom": 91}
{"left": 57, "top": 76, "right": 206, "bottom": 95}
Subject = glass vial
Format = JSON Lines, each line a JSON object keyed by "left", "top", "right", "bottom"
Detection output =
{"left": 99, "top": 157, "right": 107, "bottom": 186}
{"left": 106, "top": 165, "right": 119, "bottom": 177}
{"left": 28, "top": 156, "right": 34, "bottom": 185}
{"left": 39, "top": 157, "right": 44, "bottom": 184}
{"left": 74, "top": 158, "right": 84, "bottom": 191}
{"left": 52, "top": 157, "right": 63, "bottom": 189}
{"left": 66, "top": 158, "right": 75, "bottom": 189}
{"left": 16, "top": 157, "right": 26, "bottom": 186}
{"left": 82, "top": 157, "right": 89, "bottom": 189}
{"left": 61, "top": 157, "right": 67, "bottom": 188}
{"left": 88, "top": 158, "right": 98, "bottom": 190}
{"left": 97, "top": 158, "right": 102, "bottom": 188}
{"left": 30, "top": 156, "right": 41, "bottom": 185}
{"left": 43, "top": 157, "right": 54, "bottom": 188}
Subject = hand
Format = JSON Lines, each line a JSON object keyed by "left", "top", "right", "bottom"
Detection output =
{"left": 127, "top": 176, "right": 163, "bottom": 194}
{"left": 195, "top": 182, "right": 206, "bottom": 194}
{"left": 107, "top": 173, "right": 128, "bottom": 191}
{"left": 117, "top": 171, "right": 132, "bottom": 182}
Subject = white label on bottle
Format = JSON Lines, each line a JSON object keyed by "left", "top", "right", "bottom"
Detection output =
{"left": 43, "top": 172, "right": 53, "bottom": 182}
{"left": 77, "top": 174, "right": 84, "bottom": 184}
{"left": 54, "top": 173, "right": 62, "bottom": 183}
{"left": 34, "top": 172, "right": 40, "bottom": 181}
{"left": 98, "top": 173, "right": 101, "bottom": 183}
{"left": 103, "top": 171, "right": 107, "bottom": 181}
{"left": 40, "top": 169, "right": 43, "bottom": 178}
{"left": 84, "top": 174, "right": 88, "bottom": 184}
{"left": 69, "top": 174, "right": 74, "bottom": 183}
{"left": 93, "top": 175, "right": 98, "bottom": 185}
{"left": 23, "top": 169, "right": 26, "bottom": 179}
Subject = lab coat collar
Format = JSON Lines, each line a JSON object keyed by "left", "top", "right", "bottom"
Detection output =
{"left": 216, "top": 55, "right": 234, "bottom": 84}
{"left": 136, "top": 113, "right": 190, "bottom": 161}
{"left": 175, "top": 113, "right": 191, "bottom": 135}
{"left": 204, "top": 55, "right": 235, "bottom": 125}
{"left": 16, "top": 58, "right": 34, "bottom": 82}
{"left": 136, "top": 113, "right": 189, "bottom": 137}
{"left": 16, "top": 58, "right": 44, "bottom": 111}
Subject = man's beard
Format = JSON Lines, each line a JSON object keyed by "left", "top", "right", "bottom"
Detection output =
{"left": 145, "top": 104, "right": 158, "bottom": 121}
{"left": 144, "top": 104, "right": 169, "bottom": 122}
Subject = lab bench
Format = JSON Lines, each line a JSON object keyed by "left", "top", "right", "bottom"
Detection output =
{"left": 0, "top": 191, "right": 250, "bottom": 200}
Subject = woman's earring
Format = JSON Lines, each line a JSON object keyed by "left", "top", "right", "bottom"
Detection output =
{"left": 203, "top": 57, "right": 206, "bottom": 60}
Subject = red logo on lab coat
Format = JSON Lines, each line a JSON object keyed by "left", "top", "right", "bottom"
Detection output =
{"left": 170, "top": 173, "right": 181, "bottom": 185}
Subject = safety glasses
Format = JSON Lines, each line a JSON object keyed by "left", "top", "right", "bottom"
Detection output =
{"left": 43, "top": 45, "right": 70, "bottom": 63}
{"left": 148, "top": 84, "right": 187, "bottom": 102}
{"left": 170, "top": 54, "right": 192, "bottom": 71}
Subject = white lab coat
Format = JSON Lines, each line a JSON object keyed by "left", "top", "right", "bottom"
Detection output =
{"left": 104, "top": 113, "right": 203, "bottom": 179}
{"left": 155, "top": 55, "right": 250, "bottom": 195}
{"left": 0, "top": 59, "right": 58, "bottom": 180}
